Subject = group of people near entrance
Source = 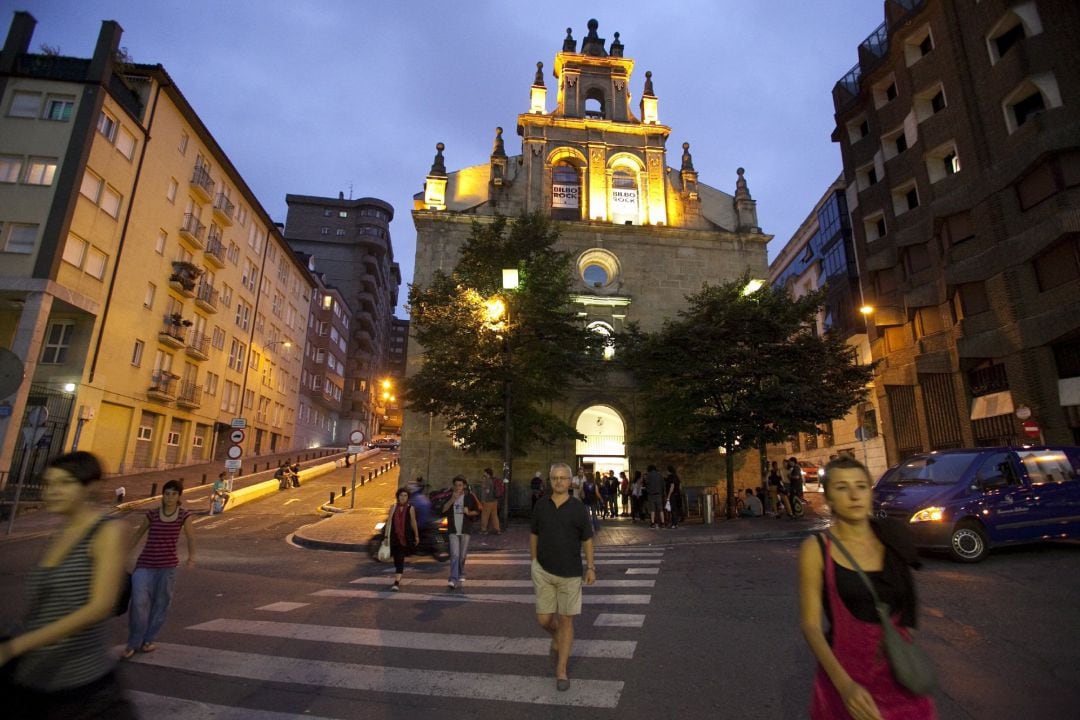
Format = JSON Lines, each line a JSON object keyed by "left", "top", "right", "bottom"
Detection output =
{"left": 385, "top": 456, "right": 937, "bottom": 713}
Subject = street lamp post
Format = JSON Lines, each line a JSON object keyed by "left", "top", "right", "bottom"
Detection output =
{"left": 495, "top": 269, "right": 519, "bottom": 526}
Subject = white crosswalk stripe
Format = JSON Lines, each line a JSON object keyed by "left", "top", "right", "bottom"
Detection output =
{"left": 189, "top": 618, "right": 637, "bottom": 658}
{"left": 311, "top": 588, "right": 652, "bottom": 604}
{"left": 124, "top": 545, "right": 667, "bottom": 711}
{"left": 129, "top": 642, "right": 625, "bottom": 708}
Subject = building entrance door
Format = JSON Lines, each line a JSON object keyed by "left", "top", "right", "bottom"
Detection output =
{"left": 575, "top": 404, "right": 627, "bottom": 477}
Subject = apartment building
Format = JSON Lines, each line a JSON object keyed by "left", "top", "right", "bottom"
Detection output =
{"left": 284, "top": 193, "right": 401, "bottom": 442}
{"left": 0, "top": 13, "right": 314, "bottom": 487}
{"left": 294, "top": 252, "right": 351, "bottom": 448}
{"left": 768, "top": 177, "right": 888, "bottom": 479}
{"left": 832, "top": 0, "right": 1080, "bottom": 464}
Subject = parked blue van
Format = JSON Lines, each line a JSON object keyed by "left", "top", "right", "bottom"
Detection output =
{"left": 873, "top": 446, "right": 1080, "bottom": 562}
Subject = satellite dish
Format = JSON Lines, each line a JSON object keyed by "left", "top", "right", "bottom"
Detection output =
{"left": 0, "top": 348, "right": 25, "bottom": 400}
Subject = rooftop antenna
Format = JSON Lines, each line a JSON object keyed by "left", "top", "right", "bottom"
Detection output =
{"left": 348, "top": 183, "right": 354, "bottom": 200}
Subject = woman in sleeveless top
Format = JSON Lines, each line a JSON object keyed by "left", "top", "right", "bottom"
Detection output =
{"left": 0, "top": 452, "right": 134, "bottom": 719}
{"left": 385, "top": 488, "right": 419, "bottom": 591}
{"left": 123, "top": 479, "right": 195, "bottom": 658}
{"left": 799, "top": 457, "right": 936, "bottom": 720}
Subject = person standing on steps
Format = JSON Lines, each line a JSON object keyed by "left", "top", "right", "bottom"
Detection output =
{"left": 123, "top": 479, "right": 196, "bottom": 660}
{"left": 531, "top": 463, "right": 595, "bottom": 692}
{"left": 441, "top": 475, "right": 480, "bottom": 590}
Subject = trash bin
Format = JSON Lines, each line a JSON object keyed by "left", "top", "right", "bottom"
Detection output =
{"left": 702, "top": 492, "right": 715, "bottom": 524}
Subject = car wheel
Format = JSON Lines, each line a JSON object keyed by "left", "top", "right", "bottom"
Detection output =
{"left": 949, "top": 520, "right": 988, "bottom": 563}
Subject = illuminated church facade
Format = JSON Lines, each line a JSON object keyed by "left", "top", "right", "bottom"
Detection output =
{"left": 400, "top": 20, "right": 771, "bottom": 500}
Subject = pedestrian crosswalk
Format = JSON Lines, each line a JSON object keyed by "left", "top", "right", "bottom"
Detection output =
{"left": 125, "top": 546, "right": 668, "bottom": 712}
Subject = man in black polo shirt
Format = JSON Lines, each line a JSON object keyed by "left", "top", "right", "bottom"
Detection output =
{"left": 530, "top": 462, "right": 595, "bottom": 692}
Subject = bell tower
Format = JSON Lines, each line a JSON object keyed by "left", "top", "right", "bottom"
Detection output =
{"left": 517, "top": 19, "right": 671, "bottom": 226}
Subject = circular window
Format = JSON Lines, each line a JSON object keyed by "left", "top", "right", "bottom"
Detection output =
{"left": 577, "top": 248, "right": 620, "bottom": 289}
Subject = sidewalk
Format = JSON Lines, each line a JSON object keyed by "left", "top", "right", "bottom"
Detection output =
{"left": 292, "top": 493, "right": 832, "bottom": 552}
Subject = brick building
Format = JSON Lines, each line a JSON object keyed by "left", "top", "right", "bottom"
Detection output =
{"left": 832, "top": 0, "right": 1080, "bottom": 463}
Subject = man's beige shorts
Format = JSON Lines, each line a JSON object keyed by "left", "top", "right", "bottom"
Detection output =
{"left": 531, "top": 559, "right": 583, "bottom": 616}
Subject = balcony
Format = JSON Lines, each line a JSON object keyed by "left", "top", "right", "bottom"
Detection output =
{"left": 178, "top": 214, "right": 206, "bottom": 250}
{"left": 190, "top": 165, "right": 215, "bottom": 202}
{"left": 212, "top": 194, "right": 235, "bottom": 225}
{"left": 354, "top": 329, "right": 373, "bottom": 350}
{"left": 176, "top": 382, "right": 203, "bottom": 409}
{"left": 147, "top": 371, "right": 179, "bottom": 403}
{"left": 169, "top": 261, "right": 201, "bottom": 297}
{"left": 158, "top": 317, "right": 190, "bottom": 348}
{"left": 185, "top": 331, "right": 210, "bottom": 361}
{"left": 204, "top": 235, "right": 226, "bottom": 268}
{"left": 194, "top": 281, "right": 218, "bottom": 313}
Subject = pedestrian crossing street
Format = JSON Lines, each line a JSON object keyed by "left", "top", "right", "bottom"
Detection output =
{"left": 125, "top": 547, "right": 667, "bottom": 716}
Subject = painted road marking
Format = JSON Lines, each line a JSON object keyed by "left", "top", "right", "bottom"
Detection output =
{"left": 625, "top": 568, "right": 660, "bottom": 575}
{"left": 594, "top": 613, "right": 646, "bottom": 628}
{"left": 350, "top": 578, "right": 655, "bottom": 588}
{"left": 311, "top": 588, "right": 651, "bottom": 605}
{"left": 189, "top": 618, "right": 636, "bottom": 659}
{"left": 465, "top": 558, "right": 661, "bottom": 565}
{"left": 130, "top": 643, "right": 624, "bottom": 708}
{"left": 129, "top": 691, "right": 336, "bottom": 719}
{"left": 255, "top": 602, "right": 310, "bottom": 612}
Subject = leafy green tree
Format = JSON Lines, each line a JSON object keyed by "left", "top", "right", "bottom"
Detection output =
{"left": 406, "top": 212, "right": 603, "bottom": 457}
{"left": 619, "top": 275, "right": 875, "bottom": 516}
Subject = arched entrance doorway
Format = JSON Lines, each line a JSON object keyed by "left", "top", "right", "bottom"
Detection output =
{"left": 575, "top": 405, "right": 627, "bottom": 478}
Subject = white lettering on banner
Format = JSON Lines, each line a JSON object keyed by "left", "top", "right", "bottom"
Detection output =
{"left": 610, "top": 189, "right": 638, "bottom": 209}
{"left": 552, "top": 184, "right": 580, "bottom": 208}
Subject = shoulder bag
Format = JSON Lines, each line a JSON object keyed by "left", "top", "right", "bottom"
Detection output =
{"left": 377, "top": 508, "right": 392, "bottom": 563}
{"left": 826, "top": 532, "right": 938, "bottom": 695}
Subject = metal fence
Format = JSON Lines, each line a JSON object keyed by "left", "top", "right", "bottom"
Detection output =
{"left": 2, "top": 382, "right": 74, "bottom": 503}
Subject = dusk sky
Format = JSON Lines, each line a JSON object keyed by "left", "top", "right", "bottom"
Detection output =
{"left": 6, "top": 1, "right": 886, "bottom": 315}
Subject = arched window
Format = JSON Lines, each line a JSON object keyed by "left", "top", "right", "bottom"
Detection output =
{"left": 610, "top": 169, "right": 638, "bottom": 225}
{"left": 585, "top": 88, "right": 605, "bottom": 119}
{"left": 551, "top": 163, "right": 581, "bottom": 220}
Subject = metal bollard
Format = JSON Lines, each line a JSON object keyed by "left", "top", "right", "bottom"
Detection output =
{"left": 201, "top": 473, "right": 207, "bottom": 485}
{"left": 342, "top": 486, "right": 347, "bottom": 498}
{"left": 330, "top": 491, "right": 336, "bottom": 504}
{"left": 150, "top": 482, "right": 157, "bottom": 497}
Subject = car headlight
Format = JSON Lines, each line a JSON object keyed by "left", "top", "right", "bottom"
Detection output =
{"left": 909, "top": 507, "right": 945, "bottom": 523}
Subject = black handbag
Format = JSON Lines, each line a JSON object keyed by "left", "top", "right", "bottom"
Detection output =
{"left": 827, "top": 532, "right": 938, "bottom": 695}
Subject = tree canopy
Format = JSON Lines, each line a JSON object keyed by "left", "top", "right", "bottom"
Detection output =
{"left": 619, "top": 275, "right": 875, "bottom": 514}
{"left": 406, "top": 212, "right": 603, "bottom": 455}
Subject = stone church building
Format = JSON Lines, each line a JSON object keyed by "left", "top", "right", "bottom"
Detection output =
{"left": 400, "top": 20, "right": 771, "bottom": 505}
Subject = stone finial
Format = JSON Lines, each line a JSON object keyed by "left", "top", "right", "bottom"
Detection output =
{"left": 562, "top": 27, "right": 576, "bottom": 52}
{"left": 492, "top": 127, "right": 506, "bottom": 157}
{"left": 430, "top": 142, "right": 446, "bottom": 176}
{"left": 582, "top": 18, "right": 607, "bottom": 56}
{"left": 643, "top": 70, "right": 654, "bottom": 96}
{"left": 533, "top": 61, "right": 545, "bottom": 86}
{"left": 610, "top": 31, "right": 624, "bottom": 57}
{"left": 681, "top": 142, "right": 695, "bottom": 172}
{"left": 735, "top": 167, "right": 751, "bottom": 199}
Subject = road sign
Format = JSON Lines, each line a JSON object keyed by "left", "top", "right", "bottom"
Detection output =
{"left": 224, "top": 459, "right": 242, "bottom": 471}
{"left": 349, "top": 429, "right": 365, "bottom": 444}
{"left": 230, "top": 417, "right": 247, "bottom": 429}
{"left": 229, "top": 429, "right": 245, "bottom": 444}
{"left": 27, "top": 406, "right": 48, "bottom": 427}
{"left": 226, "top": 445, "right": 243, "bottom": 460}
{"left": 1022, "top": 419, "right": 1040, "bottom": 438}
{"left": 348, "top": 444, "right": 365, "bottom": 454}
{"left": 1015, "top": 405, "right": 1032, "bottom": 420}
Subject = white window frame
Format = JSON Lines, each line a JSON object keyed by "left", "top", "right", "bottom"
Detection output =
{"left": 100, "top": 185, "right": 122, "bottom": 218}
{"left": 43, "top": 95, "right": 74, "bottom": 121}
{"left": 116, "top": 127, "right": 136, "bottom": 160}
{"left": 3, "top": 223, "right": 37, "bottom": 254}
{"left": 0, "top": 155, "right": 23, "bottom": 183}
{"left": 8, "top": 91, "right": 40, "bottom": 118}
{"left": 80, "top": 170, "right": 103, "bottom": 203}
{"left": 41, "top": 320, "right": 75, "bottom": 364}
{"left": 131, "top": 339, "right": 144, "bottom": 366}
{"left": 62, "top": 233, "right": 88, "bottom": 267}
{"left": 97, "top": 110, "right": 118, "bottom": 142}
{"left": 84, "top": 246, "right": 108, "bottom": 279}
{"left": 23, "top": 157, "right": 57, "bottom": 185}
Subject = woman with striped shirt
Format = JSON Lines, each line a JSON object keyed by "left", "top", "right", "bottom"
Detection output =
{"left": 0, "top": 452, "right": 135, "bottom": 718}
{"left": 122, "top": 479, "right": 195, "bottom": 659}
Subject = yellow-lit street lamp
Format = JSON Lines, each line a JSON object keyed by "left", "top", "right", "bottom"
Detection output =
{"left": 742, "top": 278, "right": 764, "bottom": 296}
{"left": 497, "top": 268, "right": 519, "bottom": 525}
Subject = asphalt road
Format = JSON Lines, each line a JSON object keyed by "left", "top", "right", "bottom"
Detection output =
{"left": 1, "top": 458, "right": 1078, "bottom": 719}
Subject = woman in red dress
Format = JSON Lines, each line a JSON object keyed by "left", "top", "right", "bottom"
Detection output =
{"left": 799, "top": 457, "right": 936, "bottom": 720}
